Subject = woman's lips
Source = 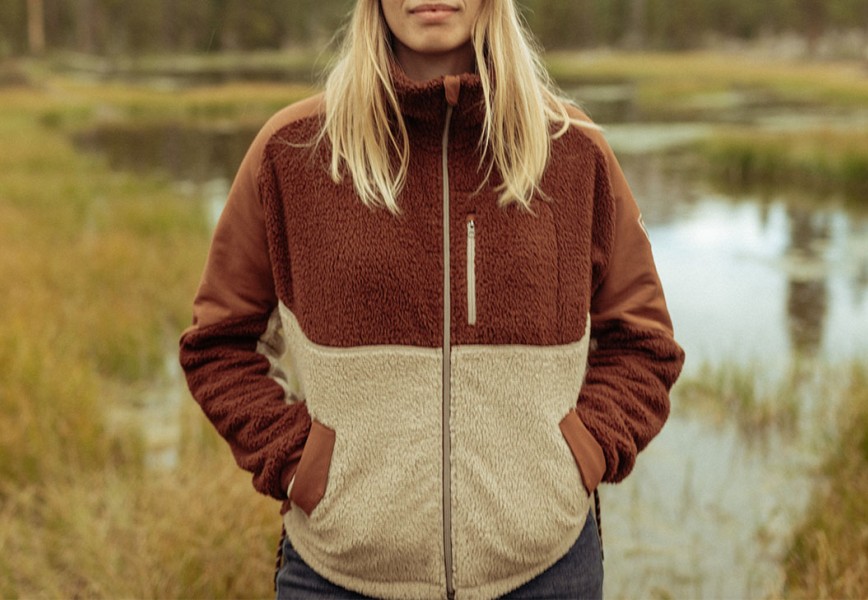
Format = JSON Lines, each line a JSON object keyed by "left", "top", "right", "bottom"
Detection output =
{"left": 410, "top": 4, "right": 458, "bottom": 13}
{"left": 409, "top": 4, "right": 459, "bottom": 22}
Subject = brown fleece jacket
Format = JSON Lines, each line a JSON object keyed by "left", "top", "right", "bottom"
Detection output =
{"left": 179, "top": 67, "right": 684, "bottom": 600}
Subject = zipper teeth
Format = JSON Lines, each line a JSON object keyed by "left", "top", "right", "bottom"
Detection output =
{"left": 466, "top": 217, "right": 476, "bottom": 326}
{"left": 441, "top": 105, "right": 455, "bottom": 600}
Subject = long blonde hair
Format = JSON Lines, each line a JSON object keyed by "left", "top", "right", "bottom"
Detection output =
{"left": 321, "top": 0, "right": 590, "bottom": 213}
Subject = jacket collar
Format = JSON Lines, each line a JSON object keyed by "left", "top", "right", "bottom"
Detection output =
{"left": 389, "top": 60, "right": 486, "bottom": 127}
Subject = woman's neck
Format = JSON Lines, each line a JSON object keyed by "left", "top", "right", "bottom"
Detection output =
{"left": 393, "top": 41, "right": 475, "bottom": 82}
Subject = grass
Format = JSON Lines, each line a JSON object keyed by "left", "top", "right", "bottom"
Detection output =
{"left": 546, "top": 50, "right": 868, "bottom": 115}
{"left": 702, "top": 128, "right": 868, "bottom": 198}
{"left": 0, "top": 432, "right": 279, "bottom": 599}
{"left": 0, "top": 69, "right": 309, "bottom": 598}
{"left": 21, "top": 50, "right": 868, "bottom": 203}
{"left": 673, "top": 362, "right": 803, "bottom": 438}
{"left": 674, "top": 362, "right": 868, "bottom": 598}
{"left": 782, "top": 366, "right": 868, "bottom": 599}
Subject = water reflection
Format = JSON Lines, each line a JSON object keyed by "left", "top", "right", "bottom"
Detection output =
{"left": 566, "top": 83, "right": 638, "bottom": 124}
{"left": 72, "top": 122, "right": 259, "bottom": 183}
{"left": 785, "top": 208, "right": 831, "bottom": 357}
{"left": 616, "top": 153, "right": 868, "bottom": 370}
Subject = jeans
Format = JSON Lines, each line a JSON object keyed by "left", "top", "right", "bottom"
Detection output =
{"left": 275, "top": 510, "right": 603, "bottom": 600}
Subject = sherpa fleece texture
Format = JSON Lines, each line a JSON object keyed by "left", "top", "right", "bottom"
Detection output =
{"left": 179, "top": 67, "right": 684, "bottom": 600}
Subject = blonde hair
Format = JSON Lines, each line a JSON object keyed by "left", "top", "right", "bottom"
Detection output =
{"left": 320, "top": 0, "right": 592, "bottom": 213}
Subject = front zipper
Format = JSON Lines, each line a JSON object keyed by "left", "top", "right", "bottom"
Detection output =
{"left": 440, "top": 104, "right": 456, "bottom": 600}
{"left": 466, "top": 215, "right": 476, "bottom": 326}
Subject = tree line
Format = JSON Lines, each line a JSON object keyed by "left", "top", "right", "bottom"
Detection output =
{"left": 3, "top": 0, "right": 867, "bottom": 56}
{"left": 523, "top": 0, "right": 867, "bottom": 51}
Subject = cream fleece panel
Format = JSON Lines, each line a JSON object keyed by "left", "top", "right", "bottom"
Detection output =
{"left": 449, "top": 331, "right": 593, "bottom": 599}
{"left": 254, "top": 306, "right": 298, "bottom": 399}
{"left": 279, "top": 305, "right": 447, "bottom": 600}
{"left": 279, "top": 304, "right": 594, "bottom": 599}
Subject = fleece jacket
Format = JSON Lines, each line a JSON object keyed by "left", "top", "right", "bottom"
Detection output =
{"left": 179, "top": 65, "right": 685, "bottom": 600}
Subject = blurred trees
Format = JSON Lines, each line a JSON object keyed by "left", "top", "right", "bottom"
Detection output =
{"left": 2, "top": 0, "right": 353, "bottom": 55}
{"left": 26, "top": 0, "right": 45, "bottom": 54}
{"left": 519, "top": 0, "right": 867, "bottom": 50}
{"left": 1, "top": 0, "right": 867, "bottom": 56}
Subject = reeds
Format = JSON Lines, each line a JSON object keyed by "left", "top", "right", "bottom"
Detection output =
{"left": 782, "top": 365, "right": 868, "bottom": 599}
{"left": 702, "top": 128, "right": 868, "bottom": 198}
{"left": 673, "top": 362, "right": 803, "bottom": 437}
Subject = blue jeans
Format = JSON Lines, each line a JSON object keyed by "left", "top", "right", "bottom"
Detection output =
{"left": 275, "top": 510, "right": 603, "bottom": 599}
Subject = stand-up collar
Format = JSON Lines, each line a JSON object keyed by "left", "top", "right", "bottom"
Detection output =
{"left": 389, "top": 60, "right": 486, "bottom": 127}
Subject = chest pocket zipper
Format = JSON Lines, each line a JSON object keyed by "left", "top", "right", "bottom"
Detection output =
{"left": 466, "top": 214, "right": 476, "bottom": 326}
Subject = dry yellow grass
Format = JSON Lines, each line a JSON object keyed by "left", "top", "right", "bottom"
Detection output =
{"left": 547, "top": 51, "right": 868, "bottom": 109}
{"left": 0, "top": 69, "right": 293, "bottom": 598}
{"left": 0, "top": 434, "right": 279, "bottom": 599}
{"left": 782, "top": 367, "right": 868, "bottom": 599}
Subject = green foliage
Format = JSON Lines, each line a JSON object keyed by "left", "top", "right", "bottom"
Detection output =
{"left": 520, "top": 0, "right": 630, "bottom": 49}
{"left": 0, "top": 0, "right": 354, "bottom": 55}
{"left": 645, "top": 0, "right": 708, "bottom": 49}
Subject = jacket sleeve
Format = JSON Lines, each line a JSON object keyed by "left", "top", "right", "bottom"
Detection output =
{"left": 179, "top": 116, "right": 311, "bottom": 503}
{"left": 576, "top": 132, "right": 685, "bottom": 484}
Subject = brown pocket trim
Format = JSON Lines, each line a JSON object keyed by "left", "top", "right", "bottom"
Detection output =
{"left": 289, "top": 420, "right": 336, "bottom": 516}
{"left": 559, "top": 409, "right": 606, "bottom": 494}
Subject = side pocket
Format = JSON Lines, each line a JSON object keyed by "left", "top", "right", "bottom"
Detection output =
{"left": 289, "top": 420, "right": 336, "bottom": 516}
{"left": 559, "top": 409, "right": 606, "bottom": 495}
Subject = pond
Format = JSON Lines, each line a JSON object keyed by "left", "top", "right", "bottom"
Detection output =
{"left": 603, "top": 150, "right": 867, "bottom": 598}
{"left": 74, "top": 91, "right": 868, "bottom": 598}
{"left": 619, "top": 152, "right": 868, "bottom": 371}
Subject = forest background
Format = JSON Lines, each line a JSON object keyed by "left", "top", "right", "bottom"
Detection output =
{"left": 5, "top": 0, "right": 868, "bottom": 57}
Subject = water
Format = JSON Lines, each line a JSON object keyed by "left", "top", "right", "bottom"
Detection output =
{"left": 602, "top": 144, "right": 867, "bottom": 597}
{"left": 601, "top": 414, "right": 818, "bottom": 599}
{"left": 618, "top": 152, "right": 868, "bottom": 371}
{"left": 72, "top": 122, "right": 258, "bottom": 184}
{"left": 75, "top": 96, "right": 868, "bottom": 598}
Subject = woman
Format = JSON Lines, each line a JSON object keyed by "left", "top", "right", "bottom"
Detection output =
{"left": 179, "top": 1, "right": 685, "bottom": 598}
